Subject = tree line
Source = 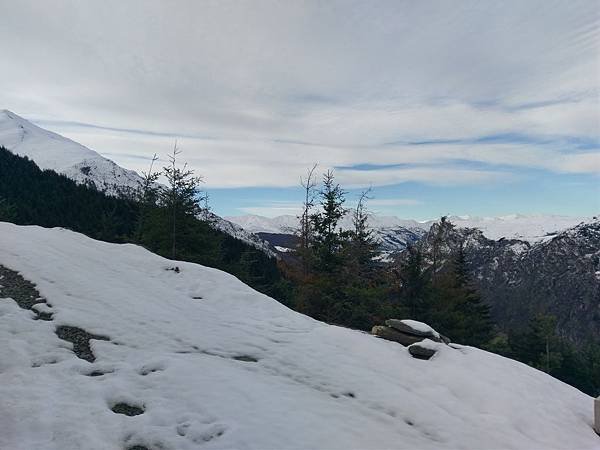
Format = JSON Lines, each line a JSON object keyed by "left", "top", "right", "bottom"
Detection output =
{"left": 0, "top": 146, "right": 291, "bottom": 300}
{"left": 282, "top": 167, "right": 600, "bottom": 396}
{"left": 1, "top": 146, "right": 597, "bottom": 396}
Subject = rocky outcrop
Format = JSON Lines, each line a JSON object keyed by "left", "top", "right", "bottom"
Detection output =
{"left": 408, "top": 341, "right": 439, "bottom": 360}
{"left": 402, "top": 219, "right": 600, "bottom": 347}
{"left": 372, "top": 319, "right": 447, "bottom": 359}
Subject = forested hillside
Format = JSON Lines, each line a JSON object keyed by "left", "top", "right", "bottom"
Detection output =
{"left": 0, "top": 146, "right": 289, "bottom": 300}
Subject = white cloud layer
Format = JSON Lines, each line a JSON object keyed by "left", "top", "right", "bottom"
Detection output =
{"left": 0, "top": 0, "right": 598, "bottom": 188}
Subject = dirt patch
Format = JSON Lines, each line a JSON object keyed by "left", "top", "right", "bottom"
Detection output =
{"left": 0, "top": 265, "right": 52, "bottom": 320}
{"left": 111, "top": 402, "right": 145, "bottom": 416}
{"left": 55, "top": 325, "right": 109, "bottom": 363}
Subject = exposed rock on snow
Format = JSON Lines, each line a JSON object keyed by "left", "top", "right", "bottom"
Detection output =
{"left": 111, "top": 402, "right": 145, "bottom": 417}
{"left": 386, "top": 319, "right": 441, "bottom": 339}
{"left": 408, "top": 340, "right": 440, "bottom": 360}
{"left": 55, "top": 325, "right": 110, "bottom": 363}
{"left": 0, "top": 223, "right": 599, "bottom": 449}
{"left": 0, "top": 265, "right": 52, "bottom": 321}
{"left": 371, "top": 325, "right": 425, "bottom": 346}
{"left": 373, "top": 320, "right": 447, "bottom": 348}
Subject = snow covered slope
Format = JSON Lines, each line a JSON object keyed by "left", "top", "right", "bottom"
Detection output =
{"left": 227, "top": 214, "right": 426, "bottom": 234}
{"left": 0, "top": 222, "right": 598, "bottom": 450}
{"left": 0, "top": 110, "right": 145, "bottom": 196}
{"left": 446, "top": 214, "right": 594, "bottom": 243}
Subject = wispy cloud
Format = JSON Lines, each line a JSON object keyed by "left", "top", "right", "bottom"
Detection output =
{"left": 238, "top": 202, "right": 301, "bottom": 217}
{"left": 368, "top": 199, "right": 422, "bottom": 207}
{"left": 0, "top": 0, "right": 597, "bottom": 197}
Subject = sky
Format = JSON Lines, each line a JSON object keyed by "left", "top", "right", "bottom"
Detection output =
{"left": 0, "top": 0, "right": 599, "bottom": 220}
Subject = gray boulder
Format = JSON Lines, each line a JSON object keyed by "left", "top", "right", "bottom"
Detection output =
{"left": 385, "top": 319, "right": 443, "bottom": 342}
{"left": 408, "top": 342, "right": 438, "bottom": 360}
{"left": 371, "top": 325, "right": 423, "bottom": 346}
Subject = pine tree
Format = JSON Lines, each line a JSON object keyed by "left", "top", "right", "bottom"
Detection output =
{"left": 451, "top": 244, "right": 493, "bottom": 345}
{"left": 160, "top": 144, "right": 205, "bottom": 259}
{"left": 135, "top": 153, "right": 160, "bottom": 241}
{"left": 0, "top": 196, "right": 16, "bottom": 221}
{"left": 311, "top": 170, "right": 347, "bottom": 272}
{"left": 342, "top": 188, "right": 379, "bottom": 281}
{"left": 396, "top": 245, "right": 430, "bottom": 319}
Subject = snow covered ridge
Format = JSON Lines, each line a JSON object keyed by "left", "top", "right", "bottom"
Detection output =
{"left": 204, "top": 211, "right": 276, "bottom": 257}
{"left": 0, "top": 222, "right": 598, "bottom": 450}
{"left": 0, "top": 110, "right": 145, "bottom": 196}
{"left": 227, "top": 213, "right": 595, "bottom": 255}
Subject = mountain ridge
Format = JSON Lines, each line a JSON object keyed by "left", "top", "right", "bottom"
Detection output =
{"left": 0, "top": 110, "right": 273, "bottom": 254}
{"left": 227, "top": 213, "right": 594, "bottom": 244}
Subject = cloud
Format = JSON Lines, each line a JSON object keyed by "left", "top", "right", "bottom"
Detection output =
{"left": 238, "top": 202, "right": 302, "bottom": 217}
{"left": 368, "top": 199, "right": 422, "bottom": 207}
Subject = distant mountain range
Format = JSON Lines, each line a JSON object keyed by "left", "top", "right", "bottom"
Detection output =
{"left": 227, "top": 213, "right": 595, "bottom": 257}
{"left": 1, "top": 108, "right": 595, "bottom": 266}
{"left": 412, "top": 219, "right": 600, "bottom": 347}
{"left": 0, "top": 110, "right": 273, "bottom": 255}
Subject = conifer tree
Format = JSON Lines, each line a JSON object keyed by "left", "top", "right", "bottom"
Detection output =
{"left": 135, "top": 153, "right": 160, "bottom": 241}
{"left": 311, "top": 170, "right": 347, "bottom": 272}
{"left": 0, "top": 196, "right": 16, "bottom": 221}
{"left": 347, "top": 188, "right": 379, "bottom": 270}
{"left": 160, "top": 144, "right": 205, "bottom": 259}
{"left": 396, "top": 245, "right": 430, "bottom": 319}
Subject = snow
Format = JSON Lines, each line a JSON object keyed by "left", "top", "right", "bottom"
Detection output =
{"left": 0, "top": 222, "right": 598, "bottom": 450}
{"left": 227, "top": 213, "right": 594, "bottom": 250}
{"left": 446, "top": 214, "right": 592, "bottom": 243}
{"left": 0, "top": 110, "right": 145, "bottom": 196}
{"left": 226, "top": 214, "right": 425, "bottom": 234}
{"left": 401, "top": 320, "right": 441, "bottom": 339}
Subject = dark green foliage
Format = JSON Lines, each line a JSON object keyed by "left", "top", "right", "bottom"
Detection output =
{"left": 395, "top": 246, "right": 430, "bottom": 319}
{"left": 159, "top": 146, "right": 205, "bottom": 259}
{"left": 428, "top": 246, "right": 493, "bottom": 346}
{"left": 490, "top": 313, "right": 600, "bottom": 396}
{"left": 393, "top": 243, "right": 492, "bottom": 347}
{"left": 291, "top": 171, "right": 403, "bottom": 330}
{"left": 310, "top": 171, "right": 348, "bottom": 272}
{"left": 0, "top": 147, "right": 138, "bottom": 241}
{"left": 0, "top": 196, "right": 16, "bottom": 221}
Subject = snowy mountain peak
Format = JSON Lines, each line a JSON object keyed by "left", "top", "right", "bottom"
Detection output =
{"left": 0, "top": 110, "right": 145, "bottom": 196}
{"left": 228, "top": 213, "right": 594, "bottom": 244}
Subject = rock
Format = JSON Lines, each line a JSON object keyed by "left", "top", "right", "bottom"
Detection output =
{"left": 385, "top": 319, "right": 442, "bottom": 342}
{"left": 371, "top": 326, "right": 424, "bottom": 346}
{"left": 408, "top": 343, "right": 438, "bottom": 360}
{"left": 440, "top": 334, "right": 451, "bottom": 345}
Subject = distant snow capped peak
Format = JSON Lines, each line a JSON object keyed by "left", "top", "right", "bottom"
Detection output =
{"left": 0, "top": 109, "right": 144, "bottom": 196}
{"left": 227, "top": 213, "right": 595, "bottom": 247}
